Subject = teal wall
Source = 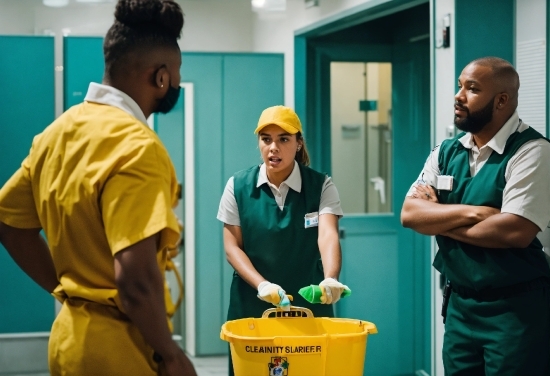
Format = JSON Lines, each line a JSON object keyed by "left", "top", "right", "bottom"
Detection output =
{"left": 455, "top": 0, "right": 515, "bottom": 78}
{"left": 181, "top": 52, "right": 284, "bottom": 355}
{"left": 0, "top": 36, "right": 56, "bottom": 333}
{"left": 64, "top": 36, "right": 104, "bottom": 110}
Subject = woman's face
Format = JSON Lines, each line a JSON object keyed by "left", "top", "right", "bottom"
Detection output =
{"left": 258, "top": 124, "right": 301, "bottom": 176}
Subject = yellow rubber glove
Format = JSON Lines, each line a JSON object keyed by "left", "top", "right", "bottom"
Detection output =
{"left": 319, "top": 278, "right": 349, "bottom": 304}
{"left": 257, "top": 281, "right": 291, "bottom": 311}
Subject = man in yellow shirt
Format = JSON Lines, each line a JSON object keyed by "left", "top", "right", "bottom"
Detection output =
{"left": 0, "top": 1, "right": 196, "bottom": 375}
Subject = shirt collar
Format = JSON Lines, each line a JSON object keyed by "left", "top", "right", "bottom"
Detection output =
{"left": 257, "top": 161, "right": 302, "bottom": 192}
{"left": 458, "top": 111, "right": 520, "bottom": 154}
{"left": 84, "top": 83, "right": 149, "bottom": 126}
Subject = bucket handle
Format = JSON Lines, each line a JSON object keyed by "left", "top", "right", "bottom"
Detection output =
{"left": 262, "top": 306, "right": 314, "bottom": 318}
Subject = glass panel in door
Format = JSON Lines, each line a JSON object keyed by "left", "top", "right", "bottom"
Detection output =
{"left": 330, "top": 62, "right": 392, "bottom": 214}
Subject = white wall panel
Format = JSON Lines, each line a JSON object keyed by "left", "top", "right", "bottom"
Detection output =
{"left": 516, "top": 39, "right": 546, "bottom": 135}
{"left": 516, "top": 0, "right": 547, "bottom": 136}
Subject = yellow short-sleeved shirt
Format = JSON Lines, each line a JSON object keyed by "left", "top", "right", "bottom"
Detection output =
{"left": 0, "top": 101, "right": 180, "bottom": 309}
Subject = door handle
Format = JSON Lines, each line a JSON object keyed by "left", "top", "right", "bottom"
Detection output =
{"left": 370, "top": 176, "right": 386, "bottom": 204}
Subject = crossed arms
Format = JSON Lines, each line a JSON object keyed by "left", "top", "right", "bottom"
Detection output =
{"left": 400, "top": 184, "right": 540, "bottom": 249}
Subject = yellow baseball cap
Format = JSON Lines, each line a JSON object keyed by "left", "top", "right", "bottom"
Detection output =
{"left": 254, "top": 105, "right": 302, "bottom": 134}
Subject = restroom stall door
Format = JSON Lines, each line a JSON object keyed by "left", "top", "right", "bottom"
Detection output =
{"left": 63, "top": 36, "right": 104, "bottom": 110}
{"left": 220, "top": 53, "right": 285, "bottom": 320}
{"left": 0, "top": 36, "right": 56, "bottom": 333}
{"left": 180, "top": 53, "right": 224, "bottom": 355}
{"left": 181, "top": 52, "right": 284, "bottom": 355}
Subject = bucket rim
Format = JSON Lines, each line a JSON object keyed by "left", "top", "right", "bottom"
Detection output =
{"left": 220, "top": 318, "right": 377, "bottom": 343}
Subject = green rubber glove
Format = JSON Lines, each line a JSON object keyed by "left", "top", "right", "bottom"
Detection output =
{"left": 298, "top": 284, "right": 351, "bottom": 304}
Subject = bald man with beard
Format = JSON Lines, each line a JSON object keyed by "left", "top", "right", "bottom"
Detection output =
{"left": 401, "top": 57, "right": 550, "bottom": 375}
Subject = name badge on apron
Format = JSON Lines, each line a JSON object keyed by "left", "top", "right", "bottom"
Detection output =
{"left": 436, "top": 175, "right": 454, "bottom": 191}
{"left": 304, "top": 212, "right": 319, "bottom": 228}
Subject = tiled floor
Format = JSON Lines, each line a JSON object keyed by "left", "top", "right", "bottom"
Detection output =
{"left": 190, "top": 355, "right": 228, "bottom": 376}
{"left": 9, "top": 355, "right": 228, "bottom": 376}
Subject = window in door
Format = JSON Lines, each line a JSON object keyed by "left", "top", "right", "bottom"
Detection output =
{"left": 330, "top": 62, "right": 393, "bottom": 214}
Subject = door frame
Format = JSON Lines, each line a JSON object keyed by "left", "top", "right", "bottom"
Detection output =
{"left": 151, "top": 82, "right": 196, "bottom": 354}
{"left": 294, "top": 0, "right": 435, "bottom": 373}
{"left": 294, "top": 0, "right": 429, "bottom": 173}
{"left": 178, "top": 82, "right": 197, "bottom": 356}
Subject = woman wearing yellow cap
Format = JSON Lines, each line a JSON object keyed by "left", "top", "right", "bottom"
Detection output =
{"left": 218, "top": 105, "right": 347, "bottom": 375}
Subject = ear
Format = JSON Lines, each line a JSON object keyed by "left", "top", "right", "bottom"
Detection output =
{"left": 154, "top": 65, "right": 169, "bottom": 89}
{"left": 496, "top": 92, "right": 509, "bottom": 109}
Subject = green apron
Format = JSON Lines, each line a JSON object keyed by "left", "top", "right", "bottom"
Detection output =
{"left": 433, "top": 127, "right": 550, "bottom": 375}
{"left": 228, "top": 163, "right": 334, "bottom": 321}
{"left": 433, "top": 127, "right": 550, "bottom": 290}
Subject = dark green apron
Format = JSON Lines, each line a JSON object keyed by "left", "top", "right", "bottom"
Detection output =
{"left": 228, "top": 163, "right": 334, "bottom": 321}
{"left": 433, "top": 127, "right": 550, "bottom": 290}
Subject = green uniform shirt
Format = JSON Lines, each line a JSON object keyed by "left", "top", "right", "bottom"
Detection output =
{"left": 227, "top": 164, "right": 334, "bottom": 320}
{"left": 433, "top": 127, "right": 550, "bottom": 291}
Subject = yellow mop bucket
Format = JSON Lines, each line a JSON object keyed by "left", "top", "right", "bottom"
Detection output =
{"left": 220, "top": 306, "right": 377, "bottom": 376}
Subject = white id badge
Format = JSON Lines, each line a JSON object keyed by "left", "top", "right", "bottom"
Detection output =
{"left": 304, "top": 212, "right": 319, "bottom": 228}
{"left": 436, "top": 175, "right": 454, "bottom": 191}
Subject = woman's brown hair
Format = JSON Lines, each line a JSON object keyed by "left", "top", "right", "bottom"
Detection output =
{"left": 295, "top": 132, "right": 310, "bottom": 166}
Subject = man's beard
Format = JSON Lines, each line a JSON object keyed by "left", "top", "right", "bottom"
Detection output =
{"left": 454, "top": 96, "right": 495, "bottom": 134}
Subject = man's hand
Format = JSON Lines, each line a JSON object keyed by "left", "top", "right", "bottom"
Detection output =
{"left": 0, "top": 222, "right": 58, "bottom": 293}
{"left": 160, "top": 347, "right": 197, "bottom": 376}
{"left": 411, "top": 184, "right": 439, "bottom": 203}
{"left": 115, "top": 234, "right": 196, "bottom": 376}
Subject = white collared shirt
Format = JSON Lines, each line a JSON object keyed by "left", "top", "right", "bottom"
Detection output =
{"left": 84, "top": 82, "right": 148, "bottom": 125}
{"left": 217, "top": 161, "right": 343, "bottom": 226}
{"left": 407, "top": 111, "right": 550, "bottom": 231}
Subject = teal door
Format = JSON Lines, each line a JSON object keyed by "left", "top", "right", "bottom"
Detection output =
{"left": 63, "top": 36, "right": 104, "bottom": 110}
{"left": 336, "top": 39, "right": 431, "bottom": 375}
{"left": 181, "top": 52, "right": 284, "bottom": 355}
{"left": 0, "top": 36, "right": 56, "bottom": 333}
{"left": 296, "top": 3, "right": 432, "bottom": 374}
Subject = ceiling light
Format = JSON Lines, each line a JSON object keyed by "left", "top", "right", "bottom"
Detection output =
{"left": 252, "top": 0, "right": 286, "bottom": 12}
{"left": 75, "top": 0, "right": 115, "bottom": 3}
{"left": 43, "top": 0, "right": 69, "bottom": 7}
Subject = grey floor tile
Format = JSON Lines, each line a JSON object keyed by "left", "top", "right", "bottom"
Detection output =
{"left": 189, "top": 355, "right": 228, "bottom": 376}
{"left": 9, "top": 356, "right": 229, "bottom": 376}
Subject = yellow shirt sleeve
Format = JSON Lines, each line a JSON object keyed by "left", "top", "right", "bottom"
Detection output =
{"left": 0, "top": 157, "right": 41, "bottom": 228}
{"left": 100, "top": 140, "right": 180, "bottom": 254}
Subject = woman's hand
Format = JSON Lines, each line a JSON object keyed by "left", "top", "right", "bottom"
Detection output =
{"left": 319, "top": 278, "right": 349, "bottom": 304}
{"left": 257, "top": 281, "right": 291, "bottom": 311}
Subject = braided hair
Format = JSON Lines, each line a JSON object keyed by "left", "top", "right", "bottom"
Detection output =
{"left": 103, "top": 0, "right": 184, "bottom": 78}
